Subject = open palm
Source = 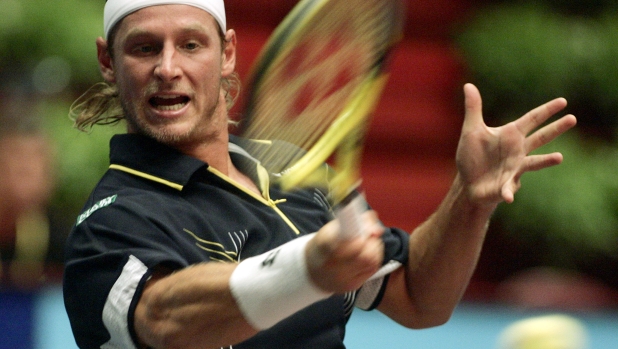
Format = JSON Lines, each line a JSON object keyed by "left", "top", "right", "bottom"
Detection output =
{"left": 456, "top": 84, "right": 577, "bottom": 206}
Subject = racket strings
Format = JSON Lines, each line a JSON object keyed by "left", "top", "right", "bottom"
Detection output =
{"left": 244, "top": 0, "right": 403, "bottom": 174}
{"left": 248, "top": 9, "right": 370, "bottom": 138}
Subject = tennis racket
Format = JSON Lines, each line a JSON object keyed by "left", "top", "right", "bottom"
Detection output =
{"left": 240, "top": 0, "right": 406, "bottom": 238}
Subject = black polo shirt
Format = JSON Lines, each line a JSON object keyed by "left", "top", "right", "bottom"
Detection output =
{"left": 63, "top": 133, "right": 410, "bottom": 349}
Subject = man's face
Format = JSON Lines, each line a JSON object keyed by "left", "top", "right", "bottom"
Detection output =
{"left": 102, "top": 5, "right": 235, "bottom": 147}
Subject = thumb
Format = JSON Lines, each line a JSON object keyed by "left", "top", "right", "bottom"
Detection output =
{"left": 463, "top": 83, "right": 484, "bottom": 131}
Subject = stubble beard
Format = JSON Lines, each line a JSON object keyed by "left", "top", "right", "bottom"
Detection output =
{"left": 120, "top": 83, "right": 222, "bottom": 148}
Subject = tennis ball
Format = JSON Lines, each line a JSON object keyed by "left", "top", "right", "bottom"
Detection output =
{"left": 496, "top": 314, "right": 589, "bottom": 349}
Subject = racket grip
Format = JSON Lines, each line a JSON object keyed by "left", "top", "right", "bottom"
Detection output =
{"left": 335, "top": 193, "right": 367, "bottom": 239}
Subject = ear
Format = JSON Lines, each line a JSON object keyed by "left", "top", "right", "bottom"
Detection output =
{"left": 96, "top": 37, "right": 116, "bottom": 83}
{"left": 221, "top": 29, "right": 237, "bottom": 77}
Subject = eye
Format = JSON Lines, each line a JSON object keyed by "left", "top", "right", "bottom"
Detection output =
{"left": 183, "top": 41, "right": 201, "bottom": 51}
{"left": 130, "top": 43, "right": 158, "bottom": 56}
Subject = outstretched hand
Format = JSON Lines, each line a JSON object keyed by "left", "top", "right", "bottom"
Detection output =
{"left": 456, "top": 83, "right": 577, "bottom": 206}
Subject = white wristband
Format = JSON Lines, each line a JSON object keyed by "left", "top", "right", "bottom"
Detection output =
{"left": 229, "top": 233, "right": 332, "bottom": 330}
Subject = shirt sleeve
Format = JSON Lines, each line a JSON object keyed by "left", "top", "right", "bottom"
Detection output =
{"left": 63, "top": 194, "right": 190, "bottom": 349}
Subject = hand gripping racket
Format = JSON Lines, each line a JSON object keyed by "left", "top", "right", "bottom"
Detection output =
{"left": 240, "top": 0, "right": 406, "bottom": 238}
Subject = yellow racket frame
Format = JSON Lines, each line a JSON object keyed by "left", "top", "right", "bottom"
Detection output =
{"left": 244, "top": 0, "right": 404, "bottom": 204}
{"left": 277, "top": 70, "right": 390, "bottom": 203}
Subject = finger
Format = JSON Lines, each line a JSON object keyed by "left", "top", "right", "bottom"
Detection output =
{"left": 522, "top": 152, "right": 564, "bottom": 173}
{"left": 353, "top": 239, "right": 384, "bottom": 275}
{"left": 515, "top": 97, "right": 568, "bottom": 135}
{"left": 503, "top": 151, "right": 565, "bottom": 204}
{"left": 501, "top": 184, "right": 516, "bottom": 204}
{"left": 525, "top": 114, "right": 577, "bottom": 152}
{"left": 502, "top": 167, "right": 526, "bottom": 204}
{"left": 462, "top": 83, "right": 484, "bottom": 131}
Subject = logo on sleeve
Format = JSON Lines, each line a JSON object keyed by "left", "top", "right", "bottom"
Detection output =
{"left": 76, "top": 195, "right": 118, "bottom": 226}
{"left": 261, "top": 249, "right": 280, "bottom": 268}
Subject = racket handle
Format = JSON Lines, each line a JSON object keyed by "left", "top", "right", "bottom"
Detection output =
{"left": 335, "top": 193, "right": 367, "bottom": 239}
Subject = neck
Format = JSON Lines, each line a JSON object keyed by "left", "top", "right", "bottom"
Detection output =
{"left": 174, "top": 130, "right": 262, "bottom": 197}
{"left": 153, "top": 93, "right": 231, "bottom": 173}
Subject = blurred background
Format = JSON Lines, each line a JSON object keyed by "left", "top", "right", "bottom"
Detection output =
{"left": 1, "top": 0, "right": 617, "bottom": 348}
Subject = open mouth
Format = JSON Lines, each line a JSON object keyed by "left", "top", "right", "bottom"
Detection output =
{"left": 149, "top": 95, "right": 190, "bottom": 111}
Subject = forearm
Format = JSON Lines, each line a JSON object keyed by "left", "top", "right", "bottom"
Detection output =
{"left": 413, "top": 173, "right": 495, "bottom": 315}
{"left": 134, "top": 231, "right": 344, "bottom": 349}
{"left": 134, "top": 263, "right": 257, "bottom": 349}
{"left": 386, "top": 174, "right": 495, "bottom": 327}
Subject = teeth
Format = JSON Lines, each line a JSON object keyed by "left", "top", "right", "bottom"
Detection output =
{"left": 156, "top": 103, "right": 186, "bottom": 111}
{"left": 151, "top": 95, "right": 188, "bottom": 111}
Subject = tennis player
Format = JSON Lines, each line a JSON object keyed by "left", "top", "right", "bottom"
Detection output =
{"left": 62, "top": 1, "right": 577, "bottom": 348}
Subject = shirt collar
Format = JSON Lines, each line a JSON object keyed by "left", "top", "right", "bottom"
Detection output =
{"left": 109, "top": 134, "right": 207, "bottom": 188}
{"left": 108, "top": 134, "right": 282, "bottom": 191}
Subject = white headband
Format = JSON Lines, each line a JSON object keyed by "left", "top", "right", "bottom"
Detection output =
{"left": 104, "top": 0, "right": 226, "bottom": 39}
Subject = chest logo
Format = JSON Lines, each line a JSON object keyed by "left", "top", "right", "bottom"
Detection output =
{"left": 184, "top": 229, "right": 249, "bottom": 262}
{"left": 76, "top": 195, "right": 118, "bottom": 226}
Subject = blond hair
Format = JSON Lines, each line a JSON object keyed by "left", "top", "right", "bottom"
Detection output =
{"left": 70, "top": 74, "right": 240, "bottom": 132}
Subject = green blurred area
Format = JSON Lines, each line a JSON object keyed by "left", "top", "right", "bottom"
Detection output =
{"left": 0, "top": 0, "right": 103, "bottom": 87}
{"left": 456, "top": 0, "right": 618, "bottom": 286}
{"left": 457, "top": 2, "right": 618, "bottom": 136}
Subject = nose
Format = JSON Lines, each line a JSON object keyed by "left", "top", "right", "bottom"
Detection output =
{"left": 154, "top": 45, "right": 181, "bottom": 82}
